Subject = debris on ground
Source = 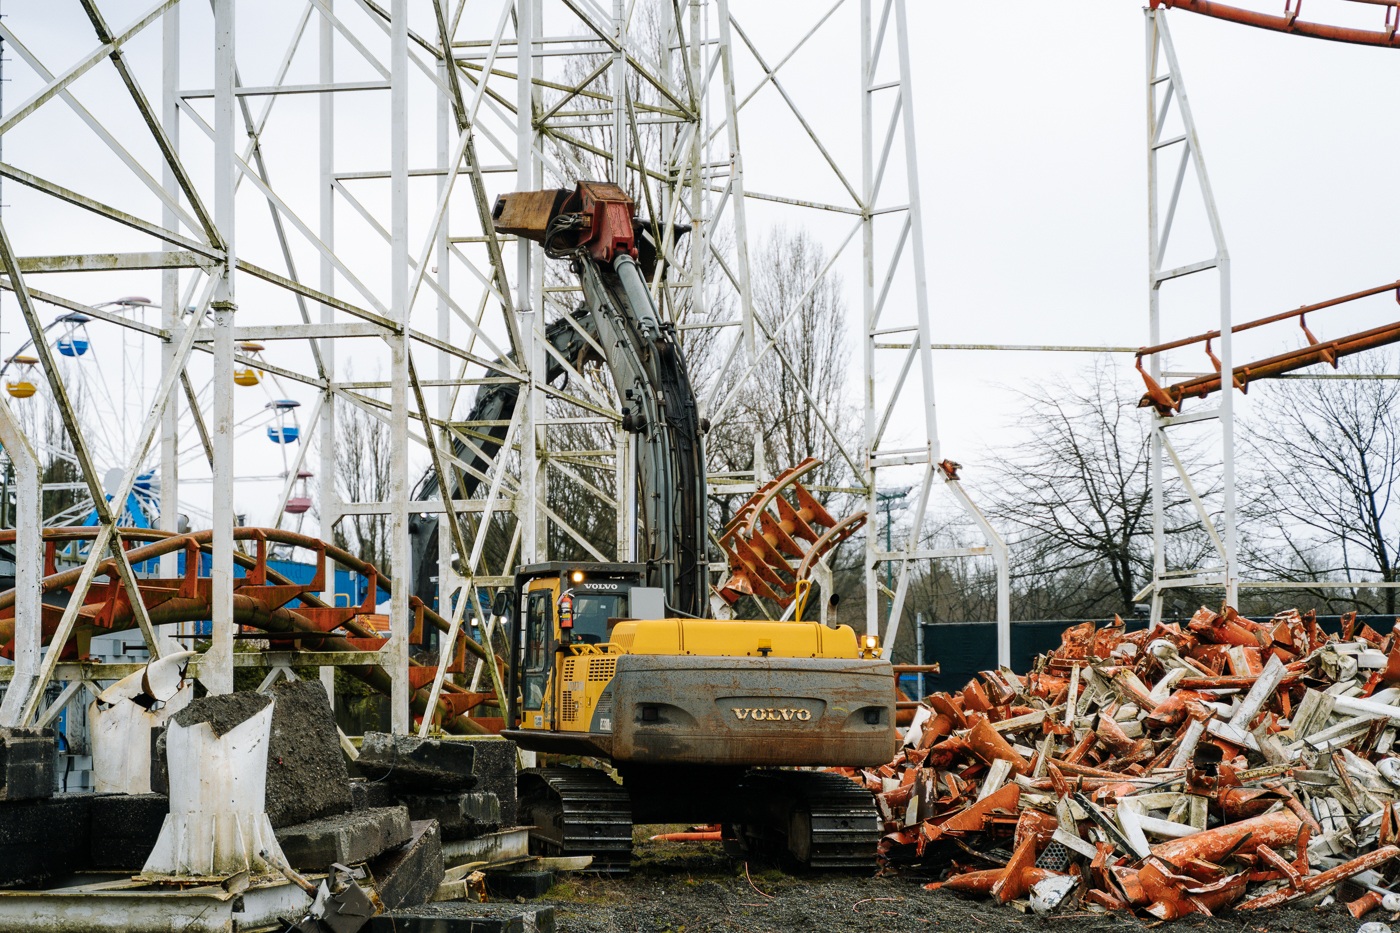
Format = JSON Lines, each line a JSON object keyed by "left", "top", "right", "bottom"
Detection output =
{"left": 834, "top": 607, "right": 1400, "bottom": 921}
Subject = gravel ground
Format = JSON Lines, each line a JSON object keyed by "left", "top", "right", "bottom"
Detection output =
{"left": 536, "top": 836, "right": 1374, "bottom": 933}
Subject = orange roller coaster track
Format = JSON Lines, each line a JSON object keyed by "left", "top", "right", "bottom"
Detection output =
{"left": 1150, "top": 0, "right": 1400, "bottom": 48}
{"left": 0, "top": 527, "right": 502, "bottom": 733}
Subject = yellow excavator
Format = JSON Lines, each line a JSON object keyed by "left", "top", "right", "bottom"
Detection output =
{"left": 488, "top": 183, "right": 896, "bottom": 871}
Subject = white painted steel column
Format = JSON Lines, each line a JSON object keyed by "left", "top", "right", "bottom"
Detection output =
{"left": 0, "top": 401, "right": 39, "bottom": 728}
{"left": 159, "top": 1, "right": 180, "bottom": 585}
{"left": 860, "top": 0, "right": 879, "bottom": 641}
{"left": 1146, "top": 12, "right": 1167, "bottom": 626}
{"left": 436, "top": 52, "right": 456, "bottom": 632}
{"left": 207, "top": 0, "right": 237, "bottom": 695}
{"left": 389, "top": 0, "right": 411, "bottom": 733}
{"left": 894, "top": 0, "right": 940, "bottom": 467}
{"left": 612, "top": 0, "right": 626, "bottom": 183}
{"left": 318, "top": 0, "right": 339, "bottom": 703}
{"left": 517, "top": 0, "right": 543, "bottom": 565}
{"left": 714, "top": 0, "right": 755, "bottom": 357}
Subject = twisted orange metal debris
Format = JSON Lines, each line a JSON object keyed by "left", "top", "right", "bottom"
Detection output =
{"left": 715, "top": 457, "right": 865, "bottom": 608}
{"left": 835, "top": 604, "right": 1400, "bottom": 919}
{"left": 0, "top": 527, "right": 500, "bottom": 733}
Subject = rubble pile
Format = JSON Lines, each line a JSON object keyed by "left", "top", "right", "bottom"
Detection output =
{"left": 840, "top": 607, "right": 1400, "bottom": 920}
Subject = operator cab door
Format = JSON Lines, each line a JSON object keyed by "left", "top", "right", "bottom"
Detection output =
{"left": 521, "top": 578, "right": 559, "bottom": 731}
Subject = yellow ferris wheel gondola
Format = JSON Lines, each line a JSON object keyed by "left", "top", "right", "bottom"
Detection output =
{"left": 5, "top": 355, "right": 39, "bottom": 399}
{"left": 234, "top": 341, "right": 265, "bottom": 387}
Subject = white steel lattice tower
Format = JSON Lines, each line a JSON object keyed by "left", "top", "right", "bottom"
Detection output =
{"left": 0, "top": 0, "right": 1007, "bottom": 732}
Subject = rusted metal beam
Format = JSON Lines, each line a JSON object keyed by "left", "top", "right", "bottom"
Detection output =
{"left": 1151, "top": 0, "right": 1400, "bottom": 47}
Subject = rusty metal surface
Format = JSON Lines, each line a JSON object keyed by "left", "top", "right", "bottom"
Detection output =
{"left": 831, "top": 606, "right": 1400, "bottom": 920}
{"left": 0, "top": 526, "right": 495, "bottom": 734}
{"left": 716, "top": 458, "right": 867, "bottom": 610}
{"left": 1151, "top": 0, "right": 1400, "bottom": 47}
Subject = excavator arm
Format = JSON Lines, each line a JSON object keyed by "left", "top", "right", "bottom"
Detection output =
{"left": 411, "top": 181, "right": 706, "bottom": 617}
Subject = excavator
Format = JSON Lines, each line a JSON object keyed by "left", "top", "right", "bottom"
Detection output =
{"left": 414, "top": 181, "right": 895, "bottom": 872}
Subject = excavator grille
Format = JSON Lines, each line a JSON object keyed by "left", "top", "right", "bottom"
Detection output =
{"left": 561, "top": 691, "right": 580, "bottom": 724}
{"left": 588, "top": 658, "right": 617, "bottom": 682}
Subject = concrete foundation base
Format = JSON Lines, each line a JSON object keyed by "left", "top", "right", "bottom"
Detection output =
{"left": 0, "top": 795, "right": 90, "bottom": 887}
{"left": 0, "top": 728, "right": 54, "bottom": 802}
{"left": 88, "top": 793, "right": 168, "bottom": 871}
{"left": 370, "top": 819, "right": 444, "bottom": 910}
{"left": 401, "top": 791, "right": 501, "bottom": 840}
{"left": 275, "top": 805, "right": 412, "bottom": 870}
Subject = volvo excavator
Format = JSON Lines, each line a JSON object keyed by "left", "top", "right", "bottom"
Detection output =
{"left": 413, "top": 181, "right": 895, "bottom": 872}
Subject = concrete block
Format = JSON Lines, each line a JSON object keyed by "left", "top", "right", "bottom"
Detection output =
{"left": 401, "top": 791, "right": 501, "bottom": 841}
{"left": 358, "top": 733, "right": 478, "bottom": 791}
{"left": 464, "top": 739, "right": 517, "bottom": 827}
{"left": 350, "top": 779, "right": 398, "bottom": 811}
{"left": 89, "top": 793, "right": 168, "bottom": 870}
{"left": 265, "top": 680, "right": 352, "bottom": 828}
{"left": 149, "top": 725, "right": 168, "bottom": 796}
{"left": 167, "top": 685, "right": 351, "bottom": 829}
{"left": 275, "top": 805, "right": 412, "bottom": 870}
{"left": 0, "top": 728, "right": 54, "bottom": 802}
{"left": 173, "top": 690, "right": 271, "bottom": 735}
{"left": 0, "top": 794, "right": 91, "bottom": 887}
{"left": 369, "top": 819, "right": 444, "bottom": 911}
{"left": 363, "top": 906, "right": 555, "bottom": 933}
{"left": 483, "top": 869, "right": 553, "bottom": 900}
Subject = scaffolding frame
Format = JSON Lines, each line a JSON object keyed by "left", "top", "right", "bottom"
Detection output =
{"left": 0, "top": 0, "right": 1007, "bottom": 732}
{"left": 1138, "top": 6, "right": 1400, "bottom": 623}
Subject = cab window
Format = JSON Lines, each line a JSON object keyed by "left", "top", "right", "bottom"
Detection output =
{"left": 523, "top": 591, "right": 552, "bottom": 710}
{"left": 571, "top": 593, "right": 623, "bottom": 645}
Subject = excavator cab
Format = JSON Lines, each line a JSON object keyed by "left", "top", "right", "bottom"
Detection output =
{"left": 508, "top": 561, "right": 660, "bottom": 736}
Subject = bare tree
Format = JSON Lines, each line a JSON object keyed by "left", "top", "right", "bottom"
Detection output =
{"left": 333, "top": 389, "right": 394, "bottom": 576}
{"left": 1240, "top": 358, "right": 1400, "bottom": 614}
{"left": 987, "top": 359, "right": 1214, "bottom": 619}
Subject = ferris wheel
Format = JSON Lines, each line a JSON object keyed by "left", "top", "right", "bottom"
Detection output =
{"left": 0, "top": 298, "right": 315, "bottom": 535}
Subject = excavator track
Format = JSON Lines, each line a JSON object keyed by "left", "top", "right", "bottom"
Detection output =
{"left": 724, "top": 770, "right": 880, "bottom": 870}
{"left": 518, "top": 767, "right": 633, "bottom": 874}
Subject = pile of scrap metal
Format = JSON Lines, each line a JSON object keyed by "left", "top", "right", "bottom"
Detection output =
{"left": 835, "top": 607, "right": 1400, "bottom": 920}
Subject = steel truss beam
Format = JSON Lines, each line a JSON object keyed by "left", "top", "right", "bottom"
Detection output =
{"left": 0, "top": 0, "right": 995, "bottom": 733}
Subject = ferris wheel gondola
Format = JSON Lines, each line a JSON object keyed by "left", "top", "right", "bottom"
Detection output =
{"left": 1, "top": 298, "right": 315, "bottom": 536}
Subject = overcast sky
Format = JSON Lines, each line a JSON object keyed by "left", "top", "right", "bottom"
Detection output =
{"left": 2, "top": 1, "right": 1398, "bottom": 528}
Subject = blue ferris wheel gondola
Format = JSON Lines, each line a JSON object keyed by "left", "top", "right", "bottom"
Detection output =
{"left": 266, "top": 398, "right": 301, "bottom": 444}
{"left": 55, "top": 312, "right": 93, "bottom": 357}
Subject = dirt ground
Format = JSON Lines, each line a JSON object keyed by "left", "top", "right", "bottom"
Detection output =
{"left": 537, "top": 834, "right": 1374, "bottom": 933}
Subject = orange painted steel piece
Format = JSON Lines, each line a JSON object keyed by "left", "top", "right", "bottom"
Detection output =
{"left": 1140, "top": 866, "right": 1251, "bottom": 921}
{"left": 920, "top": 783, "right": 1021, "bottom": 845}
{"left": 1139, "top": 317, "right": 1400, "bottom": 413}
{"left": 649, "top": 826, "right": 722, "bottom": 842}
{"left": 1095, "top": 714, "right": 1135, "bottom": 755}
{"left": 1014, "top": 809, "right": 1060, "bottom": 852}
{"left": 933, "top": 866, "right": 1061, "bottom": 896}
{"left": 1238, "top": 846, "right": 1400, "bottom": 911}
{"left": 1349, "top": 890, "right": 1385, "bottom": 920}
{"left": 965, "top": 717, "right": 1030, "bottom": 774}
{"left": 1150, "top": 811, "right": 1302, "bottom": 869}
{"left": 991, "top": 834, "right": 1040, "bottom": 904}
{"left": 1153, "top": 0, "right": 1400, "bottom": 47}
{"left": 716, "top": 458, "right": 866, "bottom": 608}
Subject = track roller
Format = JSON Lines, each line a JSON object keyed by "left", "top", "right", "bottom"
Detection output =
{"left": 722, "top": 770, "right": 880, "bottom": 870}
{"left": 518, "top": 767, "right": 633, "bottom": 874}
